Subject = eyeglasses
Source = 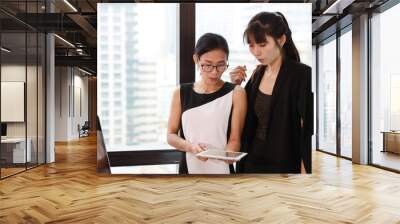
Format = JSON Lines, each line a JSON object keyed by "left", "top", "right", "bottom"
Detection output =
{"left": 200, "top": 63, "right": 229, "bottom": 72}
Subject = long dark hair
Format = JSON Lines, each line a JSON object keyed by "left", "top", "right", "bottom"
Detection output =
{"left": 243, "top": 12, "right": 300, "bottom": 62}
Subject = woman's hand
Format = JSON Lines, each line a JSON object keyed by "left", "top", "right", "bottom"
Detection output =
{"left": 218, "top": 149, "right": 237, "bottom": 164}
{"left": 229, "top": 65, "right": 247, "bottom": 85}
{"left": 190, "top": 143, "right": 208, "bottom": 162}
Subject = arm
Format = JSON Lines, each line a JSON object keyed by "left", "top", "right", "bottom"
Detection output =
{"left": 225, "top": 85, "right": 247, "bottom": 153}
{"left": 166, "top": 87, "right": 207, "bottom": 159}
{"left": 297, "top": 66, "right": 313, "bottom": 174}
{"left": 166, "top": 87, "right": 191, "bottom": 152}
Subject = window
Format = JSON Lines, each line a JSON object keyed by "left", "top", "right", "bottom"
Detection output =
{"left": 114, "top": 82, "right": 122, "bottom": 89}
{"left": 102, "top": 111, "right": 109, "bottom": 117}
{"left": 114, "top": 92, "right": 122, "bottom": 98}
{"left": 114, "top": 73, "right": 121, "bottom": 79}
{"left": 113, "top": 64, "right": 121, "bottom": 70}
{"left": 101, "top": 82, "right": 109, "bottom": 89}
{"left": 370, "top": 3, "right": 400, "bottom": 171}
{"left": 339, "top": 28, "right": 352, "bottom": 158}
{"left": 100, "top": 73, "right": 108, "bottom": 79}
{"left": 100, "top": 35, "right": 107, "bottom": 42}
{"left": 98, "top": 3, "right": 177, "bottom": 149}
{"left": 317, "top": 36, "right": 337, "bottom": 154}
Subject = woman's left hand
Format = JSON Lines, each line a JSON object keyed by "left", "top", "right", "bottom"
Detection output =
{"left": 218, "top": 149, "right": 237, "bottom": 164}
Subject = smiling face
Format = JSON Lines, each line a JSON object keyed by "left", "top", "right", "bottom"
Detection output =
{"left": 247, "top": 33, "right": 286, "bottom": 66}
{"left": 193, "top": 49, "right": 228, "bottom": 84}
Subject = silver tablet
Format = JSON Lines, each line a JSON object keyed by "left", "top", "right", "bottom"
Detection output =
{"left": 196, "top": 149, "right": 247, "bottom": 161}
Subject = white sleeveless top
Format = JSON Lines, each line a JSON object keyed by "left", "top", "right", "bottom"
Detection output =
{"left": 179, "top": 82, "right": 235, "bottom": 174}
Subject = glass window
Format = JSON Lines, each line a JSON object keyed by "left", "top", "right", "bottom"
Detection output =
{"left": 196, "top": 3, "right": 312, "bottom": 82}
{"left": 114, "top": 73, "right": 121, "bottom": 79}
{"left": 1, "top": 32, "right": 28, "bottom": 177}
{"left": 98, "top": 3, "right": 177, "bottom": 150}
{"left": 101, "top": 82, "right": 108, "bottom": 89}
{"left": 339, "top": 29, "right": 352, "bottom": 158}
{"left": 318, "top": 36, "right": 337, "bottom": 154}
{"left": 100, "top": 73, "right": 108, "bottom": 79}
{"left": 371, "top": 4, "right": 400, "bottom": 171}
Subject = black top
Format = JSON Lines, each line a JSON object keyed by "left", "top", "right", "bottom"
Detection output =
{"left": 236, "top": 58, "right": 313, "bottom": 174}
{"left": 180, "top": 82, "right": 235, "bottom": 113}
{"left": 254, "top": 90, "right": 272, "bottom": 140}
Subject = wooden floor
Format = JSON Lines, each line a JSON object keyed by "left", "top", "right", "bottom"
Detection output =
{"left": 1, "top": 135, "right": 400, "bottom": 223}
{"left": 1, "top": 167, "right": 26, "bottom": 178}
{"left": 372, "top": 151, "right": 400, "bottom": 171}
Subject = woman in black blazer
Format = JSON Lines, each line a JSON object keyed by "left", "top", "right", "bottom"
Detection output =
{"left": 230, "top": 12, "right": 313, "bottom": 174}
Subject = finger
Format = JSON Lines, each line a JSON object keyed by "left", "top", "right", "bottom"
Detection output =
{"left": 230, "top": 75, "right": 242, "bottom": 85}
{"left": 198, "top": 143, "right": 207, "bottom": 149}
{"left": 198, "top": 156, "right": 208, "bottom": 162}
{"left": 237, "top": 70, "right": 247, "bottom": 78}
{"left": 231, "top": 73, "right": 245, "bottom": 81}
{"left": 197, "top": 147, "right": 205, "bottom": 153}
{"left": 232, "top": 76, "right": 242, "bottom": 83}
{"left": 194, "top": 146, "right": 202, "bottom": 154}
{"left": 231, "top": 67, "right": 246, "bottom": 74}
{"left": 238, "top": 65, "right": 247, "bottom": 71}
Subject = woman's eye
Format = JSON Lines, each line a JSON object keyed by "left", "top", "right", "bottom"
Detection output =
{"left": 259, "top": 43, "right": 266, "bottom": 47}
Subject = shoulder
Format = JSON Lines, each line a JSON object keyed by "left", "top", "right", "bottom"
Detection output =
{"left": 224, "top": 82, "right": 245, "bottom": 95}
{"left": 287, "top": 59, "right": 311, "bottom": 77}
{"left": 233, "top": 84, "right": 245, "bottom": 94}
{"left": 232, "top": 85, "right": 246, "bottom": 103}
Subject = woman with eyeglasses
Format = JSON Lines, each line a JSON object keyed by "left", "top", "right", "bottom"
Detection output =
{"left": 167, "top": 33, "right": 247, "bottom": 174}
{"left": 230, "top": 12, "right": 313, "bottom": 174}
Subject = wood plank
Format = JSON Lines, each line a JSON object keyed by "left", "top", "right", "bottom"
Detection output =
{"left": 0, "top": 135, "right": 399, "bottom": 223}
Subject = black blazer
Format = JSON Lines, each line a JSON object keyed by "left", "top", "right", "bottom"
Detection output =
{"left": 236, "top": 58, "right": 313, "bottom": 173}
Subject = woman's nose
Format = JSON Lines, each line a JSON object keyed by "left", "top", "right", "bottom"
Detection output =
{"left": 253, "top": 47, "right": 262, "bottom": 57}
{"left": 211, "top": 67, "right": 219, "bottom": 74}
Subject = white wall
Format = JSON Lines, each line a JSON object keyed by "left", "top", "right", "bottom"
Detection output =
{"left": 55, "top": 67, "right": 89, "bottom": 141}
{"left": 1, "top": 63, "right": 46, "bottom": 164}
{"left": 1, "top": 65, "right": 38, "bottom": 138}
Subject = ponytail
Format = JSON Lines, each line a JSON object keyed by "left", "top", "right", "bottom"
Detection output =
{"left": 275, "top": 12, "right": 300, "bottom": 62}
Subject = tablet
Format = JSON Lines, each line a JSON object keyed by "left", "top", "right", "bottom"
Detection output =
{"left": 196, "top": 149, "right": 247, "bottom": 161}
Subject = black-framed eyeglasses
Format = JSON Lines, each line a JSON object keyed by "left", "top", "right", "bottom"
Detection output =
{"left": 200, "top": 63, "right": 229, "bottom": 72}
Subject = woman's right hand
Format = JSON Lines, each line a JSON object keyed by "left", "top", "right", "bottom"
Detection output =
{"left": 188, "top": 142, "right": 208, "bottom": 162}
{"left": 229, "top": 65, "right": 247, "bottom": 85}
